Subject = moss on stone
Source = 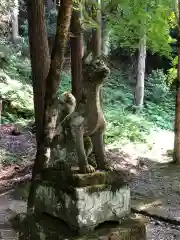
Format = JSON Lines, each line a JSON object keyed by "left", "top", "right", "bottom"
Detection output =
{"left": 84, "top": 184, "right": 116, "bottom": 194}
{"left": 40, "top": 168, "right": 129, "bottom": 189}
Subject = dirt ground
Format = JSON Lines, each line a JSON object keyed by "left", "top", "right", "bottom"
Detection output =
{"left": 0, "top": 125, "right": 180, "bottom": 240}
{"left": 0, "top": 124, "right": 34, "bottom": 193}
{"left": 1, "top": 124, "right": 180, "bottom": 239}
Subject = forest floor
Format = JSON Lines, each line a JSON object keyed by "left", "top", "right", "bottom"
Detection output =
{"left": 1, "top": 124, "right": 180, "bottom": 239}
{"left": 0, "top": 124, "right": 35, "bottom": 193}
{"left": 0, "top": 123, "right": 177, "bottom": 218}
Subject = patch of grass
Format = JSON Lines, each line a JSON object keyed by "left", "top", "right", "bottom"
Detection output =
{"left": 105, "top": 108, "right": 153, "bottom": 144}
{"left": 143, "top": 102, "right": 174, "bottom": 130}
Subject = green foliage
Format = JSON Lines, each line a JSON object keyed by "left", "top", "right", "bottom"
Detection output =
{"left": 105, "top": 108, "right": 153, "bottom": 143}
{"left": 104, "top": 68, "right": 151, "bottom": 144}
{"left": 167, "top": 56, "right": 178, "bottom": 85}
{"left": 143, "top": 70, "right": 175, "bottom": 130}
{"left": 104, "top": 67, "right": 175, "bottom": 144}
{"left": 167, "top": 68, "right": 177, "bottom": 86}
{"left": 145, "top": 69, "right": 170, "bottom": 103}
{"left": 107, "top": 0, "right": 175, "bottom": 57}
{"left": 141, "top": 70, "right": 175, "bottom": 130}
{"left": 58, "top": 72, "right": 72, "bottom": 94}
{"left": 144, "top": 101, "right": 174, "bottom": 130}
{"left": 147, "top": 8, "right": 172, "bottom": 56}
{"left": 0, "top": 41, "right": 33, "bottom": 123}
{"left": 0, "top": 40, "right": 72, "bottom": 123}
{"left": 21, "top": 20, "right": 30, "bottom": 53}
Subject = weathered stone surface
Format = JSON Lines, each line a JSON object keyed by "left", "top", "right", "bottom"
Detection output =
{"left": 11, "top": 213, "right": 146, "bottom": 240}
{"left": 34, "top": 170, "right": 130, "bottom": 234}
{"left": 39, "top": 168, "right": 129, "bottom": 188}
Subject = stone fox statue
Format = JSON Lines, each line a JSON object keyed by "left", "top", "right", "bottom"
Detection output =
{"left": 55, "top": 60, "right": 110, "bottom": 173}
{"left": 69, "top": 59, "right": 111, "bottom": 173}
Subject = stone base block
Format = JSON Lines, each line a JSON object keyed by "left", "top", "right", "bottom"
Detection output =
{"left": 34, "top": 169, "right": 130, "bottom": 234}
{"left": 11, "top": 213, "right": 146, "bottom": 240}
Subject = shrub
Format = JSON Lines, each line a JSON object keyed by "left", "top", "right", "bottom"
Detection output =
{"left": 145, "top": 69, "right": 169, "bottom": 104}
{"left": 143, "top": 69, "right": 175, "bottom": 130}
{"left": 103, "top": 68, "right": 153, "bottom": 144}
{"left": 0, "top": 41, "right": 33, "bottom": 122}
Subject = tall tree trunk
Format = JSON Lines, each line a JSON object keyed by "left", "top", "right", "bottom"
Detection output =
{"left": 0, "top": 100, "right": 2, "bottom": 125}
{"left": 173, "top": 0, "right": 180, "bottom": 164}
{"left": 27, "top": 0, "right": 50, "bottom": 144}
{"left": 11, "top": 0, "right": 19, "bottom": 44}
{"left": 91, "top": 0, "right": 103, "bottom": 106}
{"left": 91, "top": 0, "right": 105, "bottom": 142}
{"left": 70, "top": 4, "right": 84, "bottom": 105}
{"left": 27, "top": 0, "right": 73, "bottom": 211}
{"left": 102, "top": 21, "right": 110, "bottom": 56}
{"left": 134, "top": 33, "right": 146, "bottom": 109}
{"left": 92, "top": 0, "right": 102, "bottom": 59}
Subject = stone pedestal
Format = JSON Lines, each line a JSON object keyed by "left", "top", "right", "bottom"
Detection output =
{"left": 11, "top": 212, "right": 146, "bottom": 240}
{"left": 34, "top": 168, "right": 130, "bottom": 234}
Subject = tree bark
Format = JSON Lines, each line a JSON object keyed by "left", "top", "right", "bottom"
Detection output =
{"left": 11, "top": 0, "right": 19, "bottom": 44}
{"left": 70, "top": 4, "right": 84, "bottom": 105}
{"left": 134, "top": 33, "right": 146, "bottom": 109}
{"left": 102, "top": 20, "right": 110, "bottom": 56}
{"left": 0, "top": 100, "right": 2, "bottom": 125}
{"left": 92, "top": 0, "right": 102, "bottom": 59}
{"left": 91, "top": 0, "right": 103, "bottom": 109}
{"left": 27, "top": 0, "right": 50, "bottom": 144}
{"left": 173, "top": 0, "right": 180, "bottom": 164}
{"left": 27, "top": 0, "right": 73, "bottom": 211}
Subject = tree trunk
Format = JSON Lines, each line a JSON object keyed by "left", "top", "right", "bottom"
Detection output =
{"left": 11, "top": 0, "right": 19, "bottom": 44}
{"left": 0, "top": 100, "right": 2, "bottom": 125}
{"left": 27, "top": 0, "right": 50, "bottom": 144}
{"left": 70, "top": 4, "right": 84, "bottom": 105}
{"left": 134, "top": 33, "right": 146, "bottom": 109}
{"left": 92, "top": 0, "right": 102, "bottom": 59}
{"left": 27, "top": 0, "right": 73, "bottom": 211}
{"left": 102, "top": 21, "right": 110, "bottom": 56}
{"left": 91, "top": 0, "right": 103, "bottom": 108}
{"left": 173, "top": 0, "right": 180, "bottom": 164}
